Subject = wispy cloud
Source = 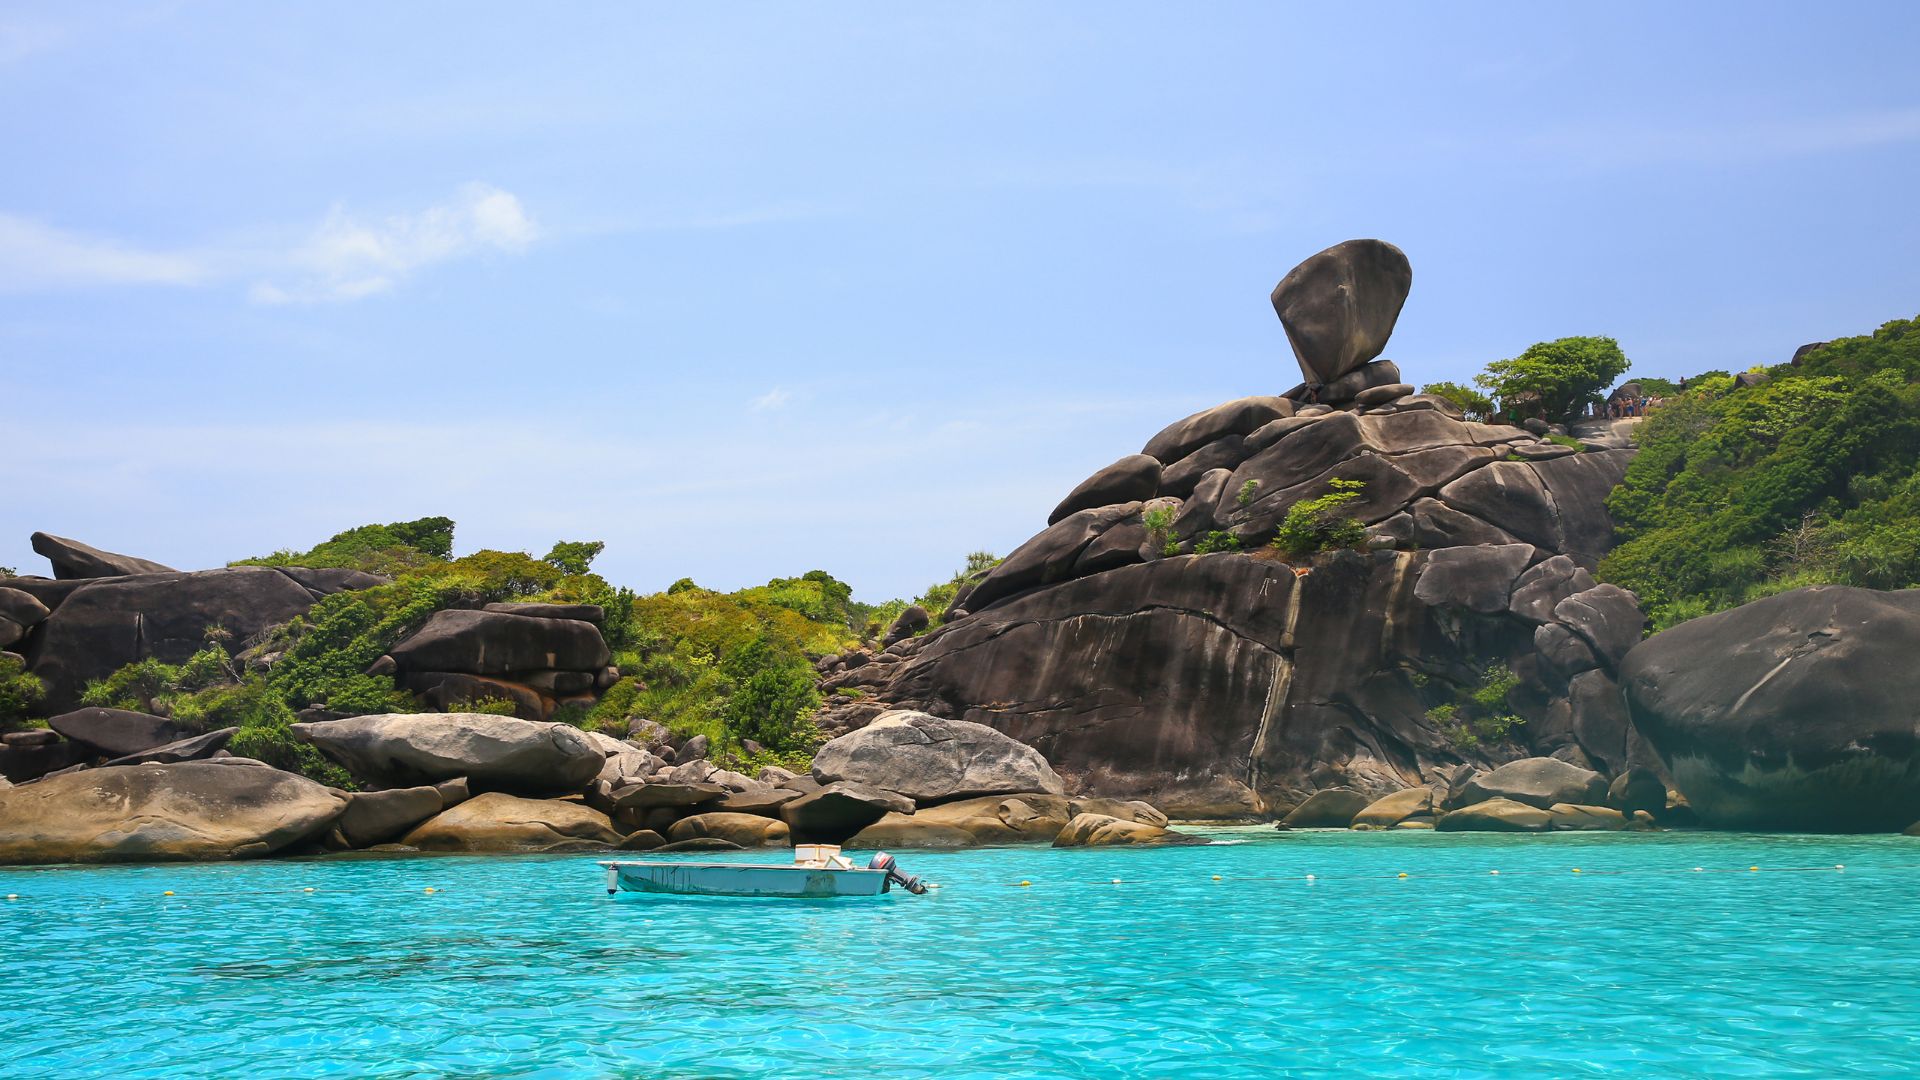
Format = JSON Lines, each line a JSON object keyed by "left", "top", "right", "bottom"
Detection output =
{"left": 749, "top": 387, "right": 793, "bottom": 412}
{"left": 0, "top": 214, "right": 207, "bottom": 290}
{"left": 0, "top": 183, "right": 537, "bottom": 302}
{"left": 251, "top": 183, "right": 537, "bottom": 304}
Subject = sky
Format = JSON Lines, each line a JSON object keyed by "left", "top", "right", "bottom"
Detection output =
{"left": 4, "top": 2, "right": 1919, "bottom": 600}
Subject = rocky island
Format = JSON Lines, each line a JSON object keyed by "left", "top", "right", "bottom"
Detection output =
{"left": 6, "top": 239, "right": 1920, "bottom": 863}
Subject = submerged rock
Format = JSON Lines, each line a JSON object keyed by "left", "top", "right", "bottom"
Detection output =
{"left": 0, "top": 761, "right": 346, "bottom": 864}
{"left": 1052, "top": 812, "right": 1199, "bottom": 847}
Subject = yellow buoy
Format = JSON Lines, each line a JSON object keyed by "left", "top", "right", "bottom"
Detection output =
{"left": 1572, "top": 868, "right": 1582, "bottom": 874}
{"left": 1749, "top": 866, "right": 1759, "bottom": 872}
{"left": 302, "top": 887, "right": 315, "bottom": 893}
{"left": 1018, "top": 880, "right": 1031, "bottom": 887}
{"left": 424, "top": 887, "right": 436, "bottom": 894}
{"left": 1211, "top": 875, "right": 1222, "bottom": 881}
{"left": 1397, "top": 872, "right": 1408, "bottom": 879}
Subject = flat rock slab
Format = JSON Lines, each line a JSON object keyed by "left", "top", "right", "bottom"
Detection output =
{"left": 292, "top": 713, "right": 602, "bottom": 795}
{"left": 48, "top": 707, "right": 185, "bottom": 758}
{"left": 0, "top": 761, "right": 346, "bottom": 865}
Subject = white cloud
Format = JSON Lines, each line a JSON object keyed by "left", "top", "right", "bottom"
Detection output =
{"left": 252, "top": 183, "right": 538, "bottom": 304}
{"left": 0, "top": 182, "right": 536, "bottom": 301}
{"left": 749, "top": 387, "right": 793, "bottom": 412}
{"left": 0, "top": 214, "right": 207, "bottom": 290}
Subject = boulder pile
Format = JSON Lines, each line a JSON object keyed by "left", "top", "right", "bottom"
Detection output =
{"left": 1274, "top": 757, "right": 1664, "bottom": 833}
{"left": 814, "top": 239, "right": 1658, "bottom": 821}
{"left": 377, "top": 604, "right": 620, "bottom": 722}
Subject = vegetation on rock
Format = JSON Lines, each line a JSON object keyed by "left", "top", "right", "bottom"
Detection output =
{"left": 1418, "top": 380, "right": 1494, "bottom": 421}
{"left": 1475, "top": 336, "right": 1631, "bottom": 423}
{"left": 1271, "top": 479, "right": 1369, "bottom": 558}
{"left": 1423, "top": 664, "right": 1523, "bottom": 748}
{"left": 1601, "top": 315, "right": 1920, "bottom": 628}
{"left": 0, "top": 653, "right": 44, "bottom": 727}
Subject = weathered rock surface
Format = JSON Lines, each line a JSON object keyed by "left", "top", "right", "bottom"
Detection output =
{"left": 101, "top": 727, "right": 237, "bottom": 766}
{"left": 482, "top": 601, "right": 605, "bottom": 624}
{"left": 1459, "top": 758, "right": 1608, "bottom": 810}
{"left": 781, "top": 781, "right": 914, "bottom": 845}
{"left": 1413, "top": 544, "right": 1536, "bottom": 614}
{"left": 30, "top": 532, "right": 176, "bottom": 579}
{"left": 387, "top": 609, "right": 611, "bottom": 676}
{"left": 848, "top": 794, "right": 1074, "bottom": 849}
{"left": 1270, "top": 239, "right": 1412, "bottom": 386}
{"left": 1436, "top": 797, "right": 1552, "bottom": 832}
{"left": 402, "top": 792, "right": 621, "bottom": 852}
{"left": 47, "top": 707, "right": 184, "bottom": 758}
{"left": 1546, "top": 803, "right": 1627, "bottom": 831}
{"left": 25, "top": 567, "right": 328, "bottom": 711}
{"left": 0, "top": 762, "right": 346, "bottom": 864}
{"left": 291, "top": 713, "right": 603, "bottom": 795}
{"left": 1052, "top": 812, "right": 1197, "bottom": 847}
{"left": 810, "top": 711, "right": 1065, "bottom": 805}
{"left": 1622, "top": 586, "right": 1920, "bottom": 831}
{"left": 336, "top": 786, "right": 445, "bottom": 848}
{"left": 1607, "top": 768, "right": 1667, "bottom": 816}
{"left": 1142, "top": 397, "right": 1293, "bottom": 465}
{"left": 1351, "top": 787, "right": 1435, "bottom": 828}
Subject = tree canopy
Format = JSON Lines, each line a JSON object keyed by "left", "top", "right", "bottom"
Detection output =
{"left": 1476, "top": 336, "right": 1631, "bottom": 422}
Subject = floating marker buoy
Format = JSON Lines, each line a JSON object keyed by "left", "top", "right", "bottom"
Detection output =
{"left": 1836, "top": 864, "right": 1846, "bottom": 871}
{"left": 1212, "top": 875, "right": 1222, "bottom": 881}
{"left": 1397, "top": 872, "right": 1408, "bottom": 879}
{"left": 1750, "top": 866, "right": 1759, "bottom": 872}
{"left": 1489, "top": 870, "right": 1499, "bottom": 875}
{"left": 1111, "top": 878, "right": 1122, "bottom": 884}
{"left": 1693, "top": 867, "right": 1704, "bottom": 872}
{"left": 1018, "top": 880, "right": 1031, "bottom": 887}
{"left": 1572, "top": 868, "right": 1582, "bottom": 874}
{"left": 163, "top": 891, "right": 174, "bottom": 896}
{"left": 1304, "top": 873, "right": 1315, "bottom": 880}
{"left": 424, "top": 887, "right": 436, "bottom": 894}
{"left": 302, "top": 887, "right": 314, "bottom": 893}
{"left": 4, "top": 894, "right": 16, "bottom": 900}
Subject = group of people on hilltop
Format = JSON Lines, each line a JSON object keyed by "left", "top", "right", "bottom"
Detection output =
{"left": 1595, "top": 394, "right": 1661, "bottom": 419}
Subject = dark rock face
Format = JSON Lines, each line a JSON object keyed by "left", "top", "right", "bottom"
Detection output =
{"left": 1279, "top": 788, "right": 1371, "bottom": 828}
{"left": 47, "top": 707, "right": 185, "bottom": 758}
{"left": 809, "top": 710, "right": 1066, "bottom": 805}
{"left": 26, "top": 568, "right": 322, "bottom": 712}
{"left": 482, "top": 601, "right": 605, "bottom": 624}
{"left": 387, "top": 609, "right": 611, "bottom": 676}
{"left": 963, "top": 502, "right": 1143, "bottom": 614}
{"left": 1142, "top": 397, "right": 1293, "bottom": 464}
{"left": 0, "top": 588, "right": 50, "bottom": 649}
{"left": 0, "top": 762, "right": 346, "bottom": 865}
{"left": 1413, "top": 544, "right": 1535, "bottom": 614}
{"left": 882, "top": 606, "right": 930, "bottom": 647}
{"left": 101, "top": 727, "right": 238, "bottom": 766}
{"left": 1270, "top": 240, "right": 1412, "bottom": 386}
{"left": 30, "top": 532, "right": 176, "bottom": 579}
{"left": 336, "top": 786, "right": 445, "bottom": 848}
{"left": 1622, "top": 586, "right": 1920, "bottom": 831}
{"left": 1049, "top": 455, "right": 1162, "bottom": 525}
{"left": 781, "top": 781, "right": 914, "bottom": 845}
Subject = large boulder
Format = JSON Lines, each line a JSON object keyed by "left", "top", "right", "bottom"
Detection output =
{"left": 30, "top": 532, "right": 175, "bottom": 579}
{"left": 290, "top": 713, "right": 603, "bottom": 795}
{"left": 810, "top": 711, "right": 1066, "bottom": 805}
{"left": 1048, "top": 455, "right": 1162, "bottom": 525}
{"left": 1413, "top": 544, "right": 1536, "bottom": 614}
{"left": 1459, "top": 757, "right": 1607, "bottom": 810}
{"left": 1620, "top": 585, "right": 1920, "bottom": 831}
{"left": 1350, "top": 787, "right": 1435, "bottom": 828}
{"left": 47, "top": 707, "right": 185, "bottom": 758}
{"left": 26, "top": 567, "right": 325, "bottom": 712}
{"left": 780, "top": 781, "right": 914, "bottom": 845}
{"left": 959, "top": 502, "right": 1144, "bottom": 613}
{"left": 101, "top": 727, "right": 237, "bottom": 767}
{"left": 0, "top": 761, "right": 346, "bottom": 864}
{"left": 1279, "top": 788, "right": 1371, "bottom": 828}
{"left": 387, "top": 609, "right": 611, "bottom": 676}
{"left": 0, "top": 587, "right": 49, "bottom": 647}
{"left": 848, "top": 794, "right": 1074, "bottom": 849}
{"left": 1269, "top": 239, "right": 1412, "bottom": 386}
{"left": 401, "top": 792, "right": 621, "bottom": 852}
{"left": 1435, "top": 797, "right": 1552, "bottom": 832}
{"left": 666, "top": 812, "right": 791, "bottom": 848}
{"left": 1052, "top": 812, "right": 1198, "bottom": 847}
{"left": 335, "top": 786, "right": 446, "bottom": 848}
{"left": 1142, "top": 397, "right": 1293, "bottom": 464}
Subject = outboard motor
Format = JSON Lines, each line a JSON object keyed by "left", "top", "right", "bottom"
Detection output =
{"left": 868, "top": 852, "right": 928, "bottom": 895}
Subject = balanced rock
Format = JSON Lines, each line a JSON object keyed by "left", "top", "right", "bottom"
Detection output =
{"left": 1621, "top": 585, "right": 1920, "bottom": 831}
{"left": 401, "top": 792, "right": 621, "bottom": 852}
{"left": 1270, "top": 239, "right": 1413, "bottom": 386}
{"left": 0, "top": 761, "right": 346, "bottom": 864}
{"left": 30, "top": 531, "right": 175, "bottom": 579}
{"left": 810, "top": 710, "right": 1066, "bottom": 805}
{"left": 1459, "top": 757, "right": 1607, "bottom": 810}
{"left": 291, "top": 713, "right": 603, "bottom": 795}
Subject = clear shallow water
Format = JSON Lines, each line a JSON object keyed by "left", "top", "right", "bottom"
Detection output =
{"left": 5, "top": 829, "right": 1920, "bottom": 1078}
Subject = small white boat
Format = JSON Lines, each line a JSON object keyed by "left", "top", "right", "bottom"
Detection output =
{"left": 600, "top": 844, "right": 928, "bottom": 899}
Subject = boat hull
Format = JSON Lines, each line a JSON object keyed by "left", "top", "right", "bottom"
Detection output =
{"left": 601, "top": 861, "right": 893, "bottom": 898}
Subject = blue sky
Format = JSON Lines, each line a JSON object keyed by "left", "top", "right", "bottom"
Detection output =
{"left": 4, "top": 2, "right": 1918, "bottom": 600}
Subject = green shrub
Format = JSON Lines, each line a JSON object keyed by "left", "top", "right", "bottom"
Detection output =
{"left": 1419, "top": 380, "right": 1495, "bottom": 421}
{"left": 1236, "top": 480, "right": 1261, "bottom": 507}
{"left": 1426, "top": 665, "right": 1523, "bottom": 748}
{"left": 1194, "top": 531, "right": 1242, "bottom": 554}
{"left": 233, "top": 516, "right": 454, "bottom": 576}
{"left": 1271, "top": 479, "right": 1369, "bottom": 558}
{"left": 1476, "top": 336, "right": 1631, "bottom": 423}
{"left": 0, "top": 653, "right": 44, "bottom": 727}
{"left": 453, "top": 696, "right": 522, "bottom": 716}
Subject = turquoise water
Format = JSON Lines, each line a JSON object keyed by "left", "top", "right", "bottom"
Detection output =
{"left": 6, "top": 829, "right": 1920, "bottom": 1077}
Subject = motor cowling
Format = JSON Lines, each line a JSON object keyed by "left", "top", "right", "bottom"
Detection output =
{"left": 868, "top": 851, "right": 928, "bottom": 894}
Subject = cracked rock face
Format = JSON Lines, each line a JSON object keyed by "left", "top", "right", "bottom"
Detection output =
{"left": 1622, "top": 585, "right": 1920, "bottom": 831}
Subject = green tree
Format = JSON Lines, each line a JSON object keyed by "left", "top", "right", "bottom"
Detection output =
{"left": 1419, "top": 380, "right": 1495, "bottom": 421}
{"left": 1476, "top": 336, "right": 1631, "bottom": 423}
{"left": 1272, "top": 479, "right": 1370, "bottom": 558}
{"left": 542, "top": 540, "right": 605, "bottom": 575}
{"left": 0, "top": 653, "right": 44, "bottom": 726}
